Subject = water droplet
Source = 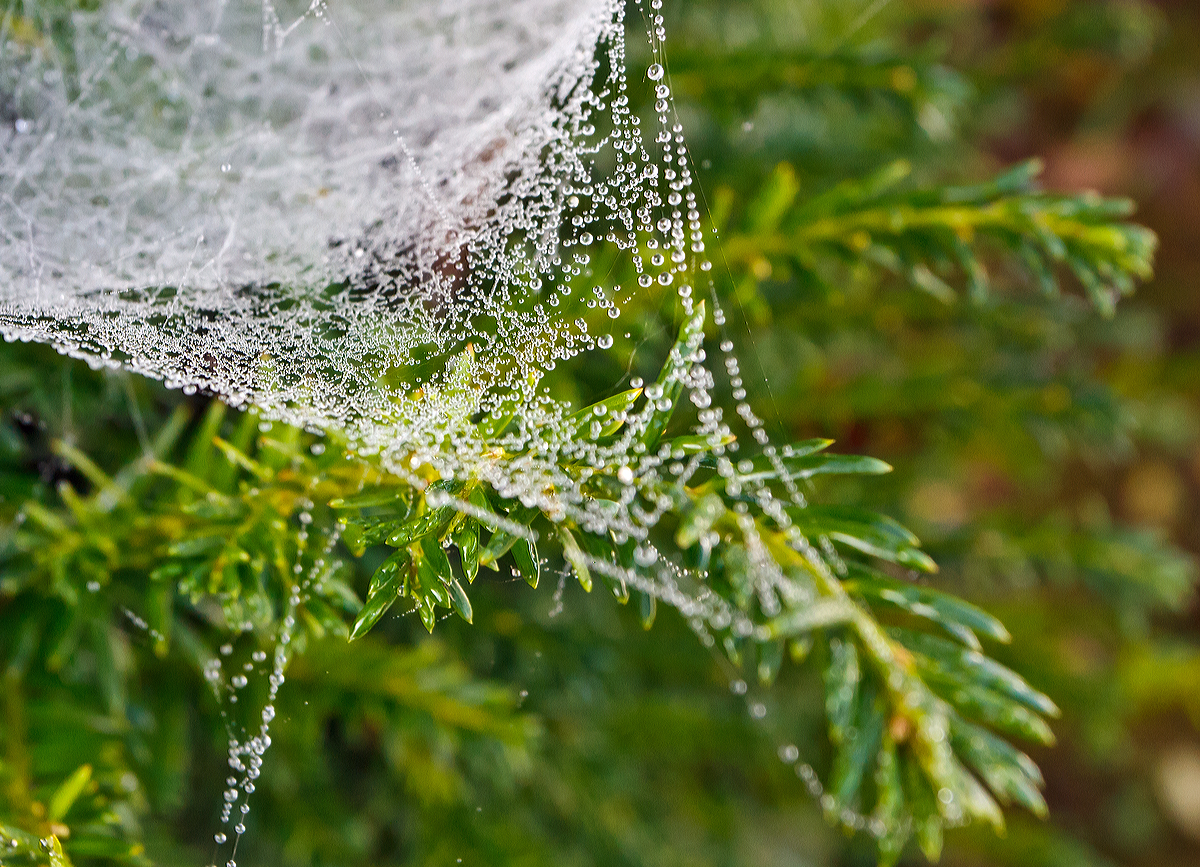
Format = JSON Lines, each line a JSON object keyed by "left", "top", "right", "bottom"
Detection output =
{"left": 647, "top": 63, "right": 664, "bottom": 81}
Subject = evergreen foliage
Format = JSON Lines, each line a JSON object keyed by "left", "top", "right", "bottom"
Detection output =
{"left": 1, "top": 1, "right": 1197, "bottom": 866}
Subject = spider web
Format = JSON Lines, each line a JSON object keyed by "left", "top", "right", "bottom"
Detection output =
{"left": 1, "top": 0, "right": 621, "bottom": 428}
{"left": 0, "top": 0, "right": 755, "bottom": 540}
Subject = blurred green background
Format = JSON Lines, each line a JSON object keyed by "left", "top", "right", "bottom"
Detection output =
{"left": 2, "top": 0, "right": 1199, "bottom": 865}
{"left": 672, "top": 1, "right": 1200, "bottom": 864}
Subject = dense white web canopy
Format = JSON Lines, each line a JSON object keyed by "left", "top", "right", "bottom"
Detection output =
{"left": 0, "top": 0, "right": 645, "bottom": 433}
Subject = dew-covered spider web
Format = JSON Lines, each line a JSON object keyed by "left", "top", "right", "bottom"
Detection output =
{"left": 2, "top": 0, "right": 621, "bottom": 418}
{"left": 0, "top": 0, "right": 879, "bottom": 859}
{"left": 0, "top": 0, "right": 785, "bottom": 612}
